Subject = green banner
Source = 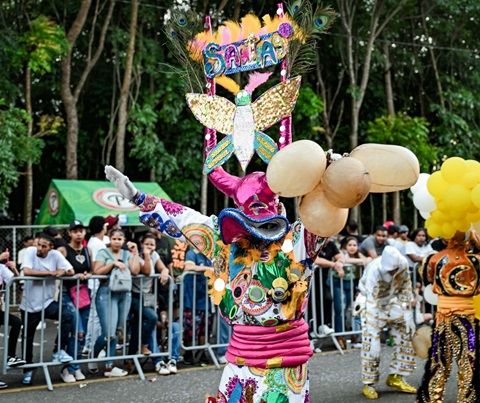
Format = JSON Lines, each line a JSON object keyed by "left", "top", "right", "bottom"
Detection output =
{"left": 34, "top": 179, "right": 170, "bottom": 226}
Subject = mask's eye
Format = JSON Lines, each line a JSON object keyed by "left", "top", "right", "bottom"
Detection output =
{"left": 258, "top": 222, "right": 279, "bottom": 231}
{"left": 250, "top": 203, "right": 265, "bottom": 210}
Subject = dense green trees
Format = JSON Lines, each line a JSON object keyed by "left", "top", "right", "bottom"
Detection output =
{"left": 0, "top": 0, "right": 479, "bottom": 232}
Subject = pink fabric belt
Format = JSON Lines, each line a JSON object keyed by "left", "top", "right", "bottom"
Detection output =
{"left": 225, "top": 318, "right": 313, "bottom": 368}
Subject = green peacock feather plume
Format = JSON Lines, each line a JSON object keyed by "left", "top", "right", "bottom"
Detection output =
{"left": 285, "top": 0, "right": 337, "bottom": 76}
{"left": 162, "top": 9, "right": 206, "bottom": 93}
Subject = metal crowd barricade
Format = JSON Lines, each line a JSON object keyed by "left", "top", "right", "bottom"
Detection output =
{"left": 177, "top": 271, "right": 231, "bottom": 370}
{"left": 1, "top": 256, "right": 429, "bottom": 390}
{"left": 1, "top": 273, "right": 174, "bottom": 390}
{"left": 307, "top": 263, "right": 366, "bottom": 354}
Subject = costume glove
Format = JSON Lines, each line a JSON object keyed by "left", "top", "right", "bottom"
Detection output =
{"left": 105, "top": 165, "right": 138, "bottom": 201}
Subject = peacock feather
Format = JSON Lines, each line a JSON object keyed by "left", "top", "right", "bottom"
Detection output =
{"left": 163, "top": 8, "right": 206, "bottom": 93}
{"left": 285, "top": 0, "right": 337, "bottom": 76}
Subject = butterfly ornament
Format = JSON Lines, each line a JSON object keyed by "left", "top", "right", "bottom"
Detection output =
{"left": 186, "top": 72, "right": 301, "bottom": 174}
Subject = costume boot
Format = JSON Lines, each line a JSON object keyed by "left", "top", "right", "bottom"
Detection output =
{"left": 362, "top": 384, "right": 378, "bottom": 399}
{"left": 386, "top": 374, "right": 416, "bottom": 394}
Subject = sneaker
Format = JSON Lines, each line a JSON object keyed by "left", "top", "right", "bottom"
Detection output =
{"left": 318, "top": 324, "right": 334, "bottom": 336}
{"left": 36, "top": 321, "right": 46, "bottom": 331}
{"left": 7, "top": 356, "right": 27, "bottom": 367}
{"left": 198, "top": 351, "right": 210, "bottom": 364}
{"left": 217, "top": 355, "right": 227, "bottom": 365}
{"left": 104, "top": 366, "right": 128, "bottom": 377}
{"left": 82, "top": 347, "right": 91, "bottom": 357}
{"left": 363, "top": 384, "right": 378, "bottom": 399}
{"left": 155, "top": 361, "right": 170, "bottom": 375}
{"left": 74, "top": 369, "right": 86, "bottom": 381}
{"left": 183, "top": 351, "right": 194, "bottom": 365}
{"left": 386, "top": 374, "right": 416, "bottom": 394}
{"left": 352, "top": 342, "right": 363, "bottom": 349}
{"left": 53, "top": 349, "right": 73, "bottom": 363}
{"left": 167, "top": 359, "right": 177, "bottom": 374}
{"left": 22, "top": 370, "right": 33, "bottom": 385}
{"left": 60, "top": 368, "right": 76, "bottom": 383}
{"left": 0, "top": 380, "right": 8, "bottom": 389}
{"left": 314, "top": 347, "right": 322, "bottom": 353}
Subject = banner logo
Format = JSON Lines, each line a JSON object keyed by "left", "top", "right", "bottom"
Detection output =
{"left": 93, "top": 188, "right": 138, "bottom": 211}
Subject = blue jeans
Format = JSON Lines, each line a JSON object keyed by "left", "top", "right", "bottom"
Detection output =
{"left": 94, "top": 285, "right": 131, "bottom": 367}
{"left": 128, "top": 293, "right": 158, "bottom": 355}
{"left": 152, "top": 321, "right": 180, "bottom": 365}
{"left": 63, "top": 291, "right": 90, "bottom": 372}
{"left": 20, "top": 300, "right": 74, "bottom": 370}
{"left": 332, "top": 278, "right": 356, "bottom": 333}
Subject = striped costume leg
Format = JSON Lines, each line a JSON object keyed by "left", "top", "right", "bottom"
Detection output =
{"left": 388, "top": 318, "right": 416, "bottom": 377}
{"left": 361, "top": 310, "right": 384, "bottom": 385}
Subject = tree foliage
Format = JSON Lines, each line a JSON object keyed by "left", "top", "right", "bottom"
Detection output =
{"left": 0, "top": 0, "right": 478, "bottom": 228}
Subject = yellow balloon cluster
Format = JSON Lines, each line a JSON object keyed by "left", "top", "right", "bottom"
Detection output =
{"left": 425, "top": 157, "right": 480, "bottom": 239}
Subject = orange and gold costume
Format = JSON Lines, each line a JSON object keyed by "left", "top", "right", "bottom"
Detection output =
{"left": 417, "top": 236, "right": 480, "bottom": 403}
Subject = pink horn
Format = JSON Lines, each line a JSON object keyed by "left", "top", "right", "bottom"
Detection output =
{"left": 208, "top": 167, "right": 241, "bottom": 198}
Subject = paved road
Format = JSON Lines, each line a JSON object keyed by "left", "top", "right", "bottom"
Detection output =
{"left": 0, "top": 346, "right": 460, "bottom": 403}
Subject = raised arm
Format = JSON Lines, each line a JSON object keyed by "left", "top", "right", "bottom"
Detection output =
{"left": 105, "top": 165, "right": 218, "bottom": 260}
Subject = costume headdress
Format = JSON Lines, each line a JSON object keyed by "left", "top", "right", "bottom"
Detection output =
{"left": 165, "top": 2, "right": 336, "bottom": 243}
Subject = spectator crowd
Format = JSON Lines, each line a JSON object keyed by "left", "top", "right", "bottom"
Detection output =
{"left": 0, "top": 216, "right": 439, "bottom": 389}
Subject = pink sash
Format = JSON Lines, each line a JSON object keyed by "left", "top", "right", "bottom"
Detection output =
{"left": 225, "top": 318, "right": 313, "bottom": 368}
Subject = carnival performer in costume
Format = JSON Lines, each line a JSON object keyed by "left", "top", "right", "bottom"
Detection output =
{"left": 358, "top": 245, "right": 417, "bottom": 399}
{"left": 103, "top": 3, "right": 421, "bottom": 401}
{"left": 416, "top": 232, "right": 480, "bottom": 403}
{"left": 106, "top": 164, "right": 326, "bottom": 401}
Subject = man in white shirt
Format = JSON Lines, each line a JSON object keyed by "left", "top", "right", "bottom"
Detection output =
{"left": 20, "top": 233, "right": 75, "bottom": 385}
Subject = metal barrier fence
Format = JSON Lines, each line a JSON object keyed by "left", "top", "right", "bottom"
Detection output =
{"left": 1, "top": 262, "right": 432, "bottom": 390}
{"left": 0, "top": 224, "right": 145, "bottom": 309}
{"left": 2, "top": 274, "right": 174, "bottom": 390}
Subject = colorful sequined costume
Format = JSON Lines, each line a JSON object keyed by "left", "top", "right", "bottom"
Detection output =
{"left": 358, "top": 246, "right": 416, "bottom": 387}
{"left": 416, "top": 237, "right": 480, "bottom": 403}
{"left": 130, "top": 170, "right": 323, "bottom": 402}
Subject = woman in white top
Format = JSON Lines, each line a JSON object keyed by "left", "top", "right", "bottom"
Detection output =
{"left": 405, "top": 228, "right": 433, "bottom": 270}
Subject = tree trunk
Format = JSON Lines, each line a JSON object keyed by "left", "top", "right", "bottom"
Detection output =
{"left": 338, "top": 0, "right": 409, "bottom": 226}
{"left": 60, "top": 0, "right": 114, "bottom": 179}
{"left": 421, "top": 3, "right": 444, "bottom": 110}
{"left": 23, "top": 67, "right": 33, "bottom": 225}
{"left": 383, "top": 41, "right": 401, "bottom": 224}
{"left": 115, "top": 0, "right": 138, "bottom": 172}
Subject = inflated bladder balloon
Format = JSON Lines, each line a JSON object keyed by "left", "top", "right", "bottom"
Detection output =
{"left": 412, "top": 326, "right": 432, "bottom": 359}
{"left": 322, "top": 157, "right": 371, "bottom": 208}
{"left": 266, "top": 140, "right": 326, "bottom": 197}
{"left": 298, "top": 183, "right": 348, "bottom": 237}
{"left": 349, "top": 144, "right": 419, "bottom": 192}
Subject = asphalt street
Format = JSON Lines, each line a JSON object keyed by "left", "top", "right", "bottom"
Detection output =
{"left": 0, "top": 346, "right": 460, "bottom": 403}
